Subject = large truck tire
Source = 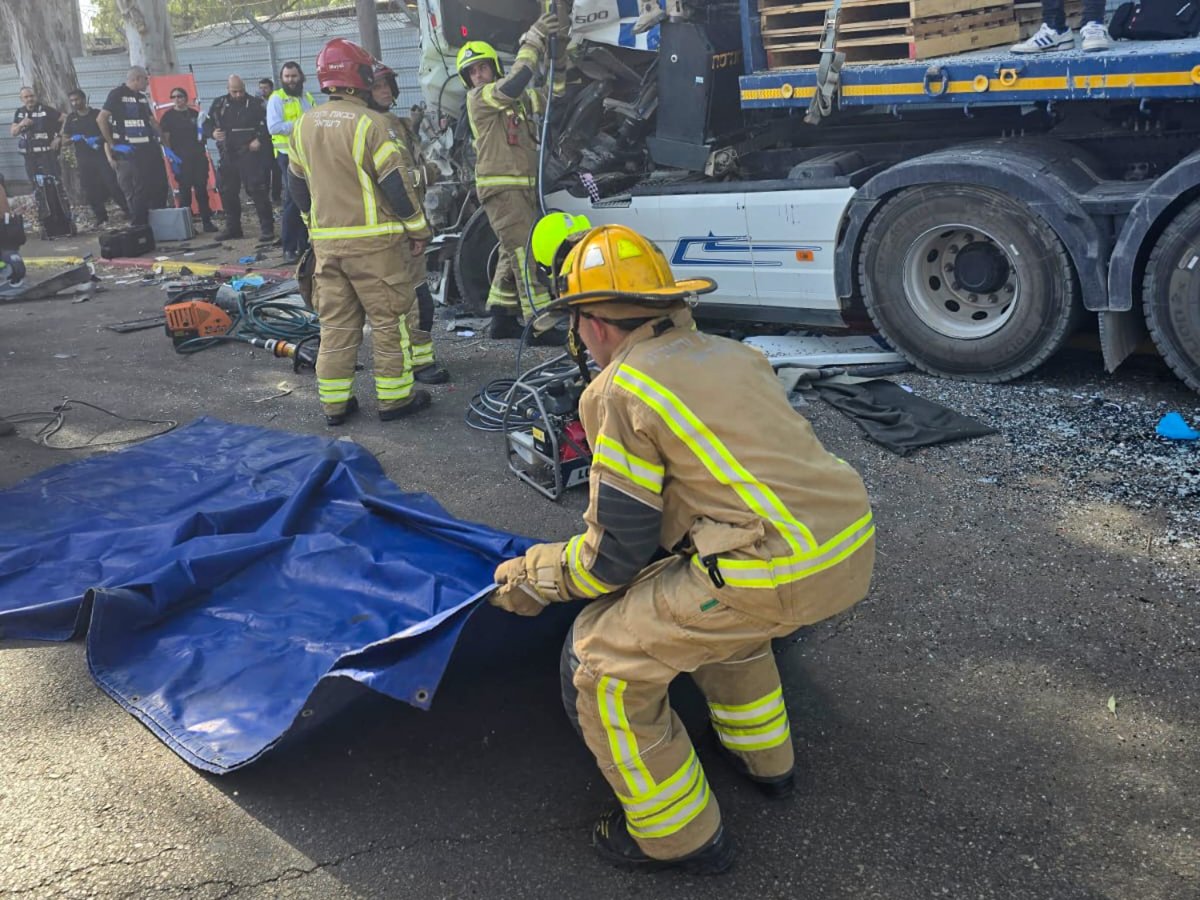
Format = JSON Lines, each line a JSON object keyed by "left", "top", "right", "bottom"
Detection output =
{"left": 859, "top": 184, "right": 1082, "bottom": 382}
{"left": 453, "top": 206, "right": 500, "bottom": 316}
{"left": 1142, "top": 198, "right": 1200, "bottom": 394}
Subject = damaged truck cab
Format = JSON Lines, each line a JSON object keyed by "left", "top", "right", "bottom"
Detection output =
{"left": 416, "top": 0, "right": 1200, "bottom": 394}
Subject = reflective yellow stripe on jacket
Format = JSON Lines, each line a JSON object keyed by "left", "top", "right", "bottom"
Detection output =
{"left": 304, "top": 116, "right": 428, "bottom": 242}
{"left": 612, "top": 363, "right": 875, "bottom": 589}
{"left": 592, "top": 434, "right": 664, "bottom": 495}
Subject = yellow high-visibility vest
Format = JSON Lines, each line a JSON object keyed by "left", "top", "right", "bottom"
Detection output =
{"left": 270, "top": 89, "right": 315, "bottom": 155}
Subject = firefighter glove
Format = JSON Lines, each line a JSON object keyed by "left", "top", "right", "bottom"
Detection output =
{"left": 489, "top": 580, "right": 549, "bottom": 617}
{"left": 494, "top": 555, "right": 526, "bottom": 586}
{"left": 520, "top": 11, "right": 558, "bottom": 52}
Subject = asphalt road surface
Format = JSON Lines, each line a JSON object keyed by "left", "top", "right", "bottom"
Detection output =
{"left": 2, "top": 279, "right": 1197, "bottom": 899}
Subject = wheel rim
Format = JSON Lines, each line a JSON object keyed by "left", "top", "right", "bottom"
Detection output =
{"left": 901, "top": 224, "right": 1019, "bottom": 339}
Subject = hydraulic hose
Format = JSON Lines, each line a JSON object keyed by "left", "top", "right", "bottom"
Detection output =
{"left": 536, "top": 33, "right": 558, "bottom": 218}
{"left": 174, "top": 293, "right": 321, "bottom": 355}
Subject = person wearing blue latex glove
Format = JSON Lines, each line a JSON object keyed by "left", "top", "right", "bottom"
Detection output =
{"left": 63, "top": 89, "right": 129, "bottom": 227}
{"left": 98, "top": 67, "right": 169, "bottom": 228}
{"left": 160, "top": 87, "right": 217, "bottom": 233}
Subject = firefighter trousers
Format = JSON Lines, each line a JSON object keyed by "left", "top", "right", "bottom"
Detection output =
{"left": 481, "top": 189, "right": 551, "bottom": 322}
{"left": 408, "top": 279, "right": 437, "bottom": 371}
{"left": 311, "top": 246, "right": 421, "bottom": 415}
{"left": 561, "top": 555, "right": 798, "bottom": 860}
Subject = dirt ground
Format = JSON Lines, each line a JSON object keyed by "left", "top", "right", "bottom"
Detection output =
{"left": 1, "top": 274, "right": 1197, "bottom": 899}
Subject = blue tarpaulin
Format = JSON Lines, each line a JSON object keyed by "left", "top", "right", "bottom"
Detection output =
{"left": 0, "top": 418, "right": 537, "bottom": 773}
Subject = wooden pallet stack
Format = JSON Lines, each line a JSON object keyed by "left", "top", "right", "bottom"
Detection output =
{"left": 761, "top": 0, "right": 1021, "bottom": 68}
{"left": 1012, "top": 0, "right": 1084, "bottom": 37}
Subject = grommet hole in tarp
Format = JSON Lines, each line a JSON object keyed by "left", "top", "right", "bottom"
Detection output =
{"left": 415, "top": 689, "right": 430, "bottom": 703}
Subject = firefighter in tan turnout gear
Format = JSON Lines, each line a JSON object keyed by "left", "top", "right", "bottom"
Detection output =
{"left": 369, "top": 63, "right": 450, "bottom": 385}
{"left": 489, "top": 223, "right": 877, "bottom": 873}
{"left": 457, "top": 15, "right": 565, "bottom": 345}
{"left": 287, "top": 38, "right": 433, "bottom": 426}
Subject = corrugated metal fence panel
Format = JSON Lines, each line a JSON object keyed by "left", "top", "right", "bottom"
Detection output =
{"left": 0, "top": 14, "right": 421, "bottom": 189}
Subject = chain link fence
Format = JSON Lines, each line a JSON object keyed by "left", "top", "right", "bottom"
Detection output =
{"left": 0, "top": 12, "right": 422, "bottom": 192}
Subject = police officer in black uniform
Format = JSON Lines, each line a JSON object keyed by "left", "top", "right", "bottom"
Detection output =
{"left": 10, "top": 86, "right": 62, "bottom": 184}
{"left": 98, "top": 66, "right": 168, "bottom": 229}
{"left": 63, "top": 89, "right": 129, "bottom": 227}
{"left": 204, "top": 75, "right": 274, "bottom": 242}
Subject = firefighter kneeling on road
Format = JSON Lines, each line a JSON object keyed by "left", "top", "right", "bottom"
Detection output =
{"left": 489, "top": 221, "right": 877, "bottom": 873}
{"left": 457, "top": 14, "right": 565, "bottom": 345}
{"left": 288, "top": 38, "right": 434, "bottom": 426}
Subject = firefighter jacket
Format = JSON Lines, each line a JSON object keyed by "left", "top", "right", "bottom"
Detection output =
{"left": 384, "top": 112, "right": 439, "bottom": 200}
{"left": 519, "top": 306, "right": 876, "bottom": 626}
{"left": 288, "top": 93, "right": 431, "bottom": 258}
{"left": 466, "top": 40, "right": 545, "bottom": 201}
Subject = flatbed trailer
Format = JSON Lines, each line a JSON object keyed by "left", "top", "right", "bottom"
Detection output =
{"left": 739, "top": 40, "right": 1200, "bottom": 109}
{"left": 417, "top": 0, "right": 1200, "bottom": 393}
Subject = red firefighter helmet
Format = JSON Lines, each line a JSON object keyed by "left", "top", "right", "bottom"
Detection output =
{"left": 372, "top": 63, "right": 400, "bottom": 102}
{"left": 316, "top": 38, "right": 377, "bottom": 94}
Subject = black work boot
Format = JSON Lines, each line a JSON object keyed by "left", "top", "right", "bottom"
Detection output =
{"left": 325, "top": 396, "right": 359, "bottom": 428}
{"left": 708, "top": 725, "right": 795, "bottom": 799}
{"left": 414, "top": 363, "right": 451, "bottom": 385}
{"left": 592, "top": 809, "right": 735, "bottom": 875}
{"left": 201, "top": 217, "right": 218, "bottom": 233}
{"left": 218, "top": 224, "right": 243, "bottom": 241}
{"left": 378, "top": 389, "right": 432, "bottom": 421}
{"left": 488, "top": 311, "right": 523, "bottom": 340}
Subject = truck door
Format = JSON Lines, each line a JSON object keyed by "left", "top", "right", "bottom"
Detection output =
{"left": 743, "top": 188, "right": 855, "bottom": 316}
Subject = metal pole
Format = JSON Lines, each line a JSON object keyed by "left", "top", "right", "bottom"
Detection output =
{"left": 356, "top": 0, "right": 382, "bottom": 59}
{"left": 243, "top": 12, "right": 278, "bottom": 80}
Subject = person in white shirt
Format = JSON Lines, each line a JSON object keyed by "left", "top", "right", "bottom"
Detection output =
{"left": 266, "top": 62, "right": 316, "bottom": 264}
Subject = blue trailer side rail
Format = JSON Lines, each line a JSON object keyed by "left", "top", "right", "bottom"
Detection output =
{"left": 738, "top": 17, "right": 1200, "bottom": 111}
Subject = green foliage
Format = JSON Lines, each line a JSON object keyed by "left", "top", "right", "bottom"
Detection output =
{"left": 86, "top": 0, "right": 340, "bottom": 43}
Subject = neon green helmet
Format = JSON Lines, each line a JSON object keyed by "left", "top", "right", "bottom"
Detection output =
{"left": 531, "top": 212, "right": 593, "bottom": 267}
{"left": 456, "top": 41, "right": 503, "bottom": 89}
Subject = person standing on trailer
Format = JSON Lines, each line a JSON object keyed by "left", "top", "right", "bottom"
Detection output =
{"left": 457, "top": 12, "right": 565, "bottom": 344}
{"left": 489, "top": 222, "right": 876, "bottom": 874}
{"left": 288, "top": 38, "right": 434, "bottom": 426}
{"left": 266, "top": 62, "right": 316, "bottom": 264}
{"left": 369, "top": 62, "right": 450, "bottom": 386}
{"left": 204, "top": 76, "right": 274, "bottom": 243}
{"left": 159, "top": 87, "right": 218, "bottom": 234}
{"left": 63, "top": 89, "right": 129, "bottom": 227}
{"left": 98, "top": 67, "right": 168, "bottom": 229}
{"left": 11, "top": 87, "right": 62, "bottom": 184}
{"left": 1011, "top": 0, "right": 1111, "bottom": 52}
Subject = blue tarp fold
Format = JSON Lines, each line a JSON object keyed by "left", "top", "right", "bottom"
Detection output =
{"left": 0, "top": 418, "right": 536, "bottom": 772}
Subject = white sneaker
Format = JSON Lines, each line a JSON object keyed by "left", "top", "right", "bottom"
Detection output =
{"left": 1080, "top": 21, "right": 1111, "bottom": 51}
{"left": 1011, "top": 22, "right": 1074, "bottom": 53}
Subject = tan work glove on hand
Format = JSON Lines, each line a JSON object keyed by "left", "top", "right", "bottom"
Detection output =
{"left": 489, "top": 542, "right": 570, "bottom": 616}
{"left": 490, "top": 555, "right": 549, "bottom": 616}
{"left": 519, "top": 11, "right": 559, "bottom": 54}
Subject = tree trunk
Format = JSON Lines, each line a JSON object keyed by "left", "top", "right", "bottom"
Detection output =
{"left": 115, "top": 0, "right": 178, "bottom": 74}
{"left": 0, "top": 0, "right": 82, "bottom": 109}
